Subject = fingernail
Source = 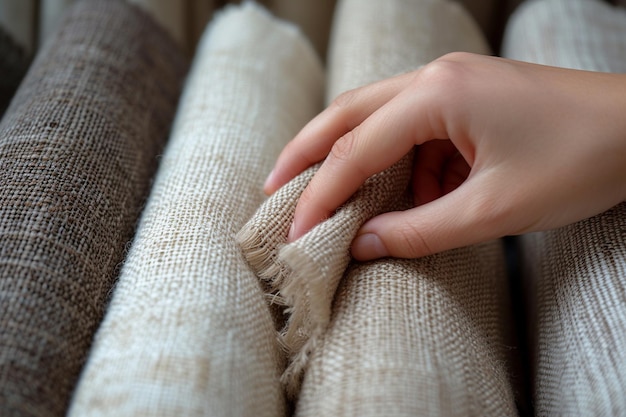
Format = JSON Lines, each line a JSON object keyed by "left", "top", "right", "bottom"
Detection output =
{"left": 352, "top": 233, "right": 388, "bottom": 259}
{"left": 287, "top": 221, "right": 296, "bottom": 242}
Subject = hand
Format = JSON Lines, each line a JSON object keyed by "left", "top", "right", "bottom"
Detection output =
{"left": 264, "top": 52, "right": 626, "bottom": 260}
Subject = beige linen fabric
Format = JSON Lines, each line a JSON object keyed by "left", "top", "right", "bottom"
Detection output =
{"left": 503, "top": 0, "right": 626, "bottom": 415}
{"left": 68, "top": 3, "right": 323, "bottom": 416}
{"left": 239, "top": 0, "right": 518, "bottom": 414}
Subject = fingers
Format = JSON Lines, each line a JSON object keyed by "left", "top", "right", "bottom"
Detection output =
{"left": 264, "top": 72, "right": 416, "bottom": 195}
{"left": 351, "top": 175, "right": 506, "bottom": 260}
{"left": 287, "top": 84, "right": 445, "bottom": 241}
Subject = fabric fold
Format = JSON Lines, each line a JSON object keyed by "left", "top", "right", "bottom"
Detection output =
{"left": 0, "top": 1, "right": 187, "bottom": 416}
{"left": 239, "top": 2, "right": 517, "bottom": 414}
{"left": 68, "top": 3, "right": 323, "bottom": 416}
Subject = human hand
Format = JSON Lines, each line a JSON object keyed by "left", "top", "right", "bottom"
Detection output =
{"left": 263, "top": 52, "right": 626, "bottom": 260}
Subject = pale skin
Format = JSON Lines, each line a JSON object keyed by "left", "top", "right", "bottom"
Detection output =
{"left": 263, "top": 52, "right": 626, "bottom": 261}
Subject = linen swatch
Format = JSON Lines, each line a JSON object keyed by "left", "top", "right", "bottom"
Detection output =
{"left": 68, "top": 3, "right": 323, "bottom": 416}
{"left": 239, "top": 1, "right": 518, "bottom": 414}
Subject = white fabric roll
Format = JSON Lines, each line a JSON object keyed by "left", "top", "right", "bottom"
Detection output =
{"left": 68, "top": 3, "right": 323, "bottom": 416}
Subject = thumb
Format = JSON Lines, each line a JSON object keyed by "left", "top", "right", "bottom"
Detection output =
{"left": 350, "top": 177, "right": 507, "bottom": 260}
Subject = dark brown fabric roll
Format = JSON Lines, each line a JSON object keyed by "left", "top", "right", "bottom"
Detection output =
{"left": 0, "top": 1, "right": 188, "bottom": 416}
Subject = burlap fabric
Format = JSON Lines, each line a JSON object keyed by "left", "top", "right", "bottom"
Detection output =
{"left": 68, "top": 3, "right": 323, "bottom": 416}
{"left": 503, "top": 0, "right": 626, "bottom": 415}
{"left": 238, "top": 0, "right": 518, "bottom": 414}
{"left": 0, "top": 1, "right": 187, "bottom": 416}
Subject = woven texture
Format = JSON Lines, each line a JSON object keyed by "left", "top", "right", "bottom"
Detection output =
{"left": 239, "top": 0, "right": 517, "bottom": 413}
{"left": 0, "top": 1, "right": 187, "bottom": 416}
{"left": 68, "top": 3, "right": 323, "bottom": 416}
{"left": 504, "top": 1, "right": 626, "bottom": 415}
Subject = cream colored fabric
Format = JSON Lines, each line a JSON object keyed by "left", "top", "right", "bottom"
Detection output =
{"left": 503, "top": 0, "right": 626, "bottom": 415}
{"left": 239, "top": 0, "right": 518, "bottom": 414}
{"left": 503, "top": 0, "right": 626, "bottom": 72}
{"left": 68, "top": 3, "right": 323, "bottom": 416}
{"left": 0, "top": 0, "right": 35, "bottom": 54}
{"left": 268, "top": 0, "right": 336, "bottom": 60}
{"left": 128, "top": 0, "right": 186, "bottom": 46}
{"left": 39, "top": 0, "right": 74, "bottom": 46}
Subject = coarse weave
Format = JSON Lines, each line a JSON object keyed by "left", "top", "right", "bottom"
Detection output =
{"left": 503, "top": 0, "right": 626, "bottom": 415}
{"left": 0, "top": 0, "right": 188, "bottom": 416}
{"left": 68, "top": 3, "right": 324, "bottom": 416}
{"left": 238, "top": 0, "right": 518, "bottom": 413}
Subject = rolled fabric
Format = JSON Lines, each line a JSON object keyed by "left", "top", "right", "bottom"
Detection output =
{"left": 128, "top": 0, "right": 186, "bottom": 48}
{"left": 38, "top": 0, "right": 74, "bottom": 47}
{"left": 0, "top": 0, "right": 36, "bottom": 55}
{"left": 68, "top": 3, "right": 323, "bottom": 416}
{"left": 503, "top": 1, "right": 626, "bottom": 415}
{"left": 0, "top": 0, "right": 188, "bottom": 416}
{"left": 238, "top": 0, "right": 518, "bottom": 414}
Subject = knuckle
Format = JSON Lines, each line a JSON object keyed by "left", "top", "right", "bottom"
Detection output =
{"left": 330, "top": 129, "right": 358, "bottom": 164}
{"left": 389, "top": 223, "right": 434, "bottom": 258}
{"left": 331, "top": 88, "right": 360, "bottom": 111}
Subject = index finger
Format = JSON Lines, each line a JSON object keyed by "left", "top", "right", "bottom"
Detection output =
{"left": 288, "top": 84, "right": 447, "bottom": 241}
{"left": 263, "top": 72, "right": 416, "bottom": 195}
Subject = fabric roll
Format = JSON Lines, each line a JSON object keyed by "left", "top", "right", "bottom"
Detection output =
{"left": 0, "top": 1, "right": 188, "bottom": 416}
{"left": 68, "top": 3, "right": 324, "bottom": 416}
{"left": 39, "top": 0, "right": 75, "bottom": 47}
{"left": 0, "top": 0, "right": 36, "bottom": 55}
{"left": 503, "top": 1, "right": 626, "bottom": 415}
{"left": 238, "top": 0, "right": 518, "bottom": 414}
{"left": 503, "top": 0, "right": 626, "bottom": 72}
{"left": 128, "top": 0, "right": 186, "bottom": 48}
{"left": 268, "top": 0, "right": 336, "bottom": 60}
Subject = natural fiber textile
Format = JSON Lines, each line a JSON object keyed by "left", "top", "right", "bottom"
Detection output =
{"left": 0, "top": 1, "right": 188, "bottom": 416}
{"left": 68, "top": 3, "right": 323, "bottom": 416}
{"left": 503, "top": 1, "right": 626, "bottom": 415}
{"left": 238, "top": 0, "right": 517, "bottom": 413}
